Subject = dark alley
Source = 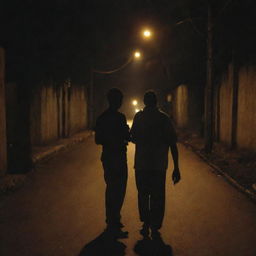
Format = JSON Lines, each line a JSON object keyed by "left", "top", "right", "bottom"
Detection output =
{"left": 1, "top": 1, "right": 256, "bottom": 255}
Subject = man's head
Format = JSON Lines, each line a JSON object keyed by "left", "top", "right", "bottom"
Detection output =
{"left": 107, "top": 88, "right": 123, "bottom": 110}
{"left": 144, "top": 90, "right": 157, "bottom": 107}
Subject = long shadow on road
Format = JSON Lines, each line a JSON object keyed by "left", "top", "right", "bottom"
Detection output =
{"left": 79, "top": 231, "right": 126, "bottom": 256}
{"left": 134, "top": 235, "right": 173, "bottom": 256}
{"left": 78, "top": 232, "right": 173, "bottom": 256}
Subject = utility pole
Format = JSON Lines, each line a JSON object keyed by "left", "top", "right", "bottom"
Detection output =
{"left": 0, "top": 48, "right": 7, "bottom": 176}
{"left": 89, "top": 68, "right": 94, "bottom": 129}
{"left": 231, "top": 49, "right": 239, "bottom": 149}
{"left": 204, "top": 2, "right": 214, "bottom": 153}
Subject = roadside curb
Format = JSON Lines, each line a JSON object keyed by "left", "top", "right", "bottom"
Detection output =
{"left": 32, "top": 130, "right": 93, "bottom": 164}
{"left": 181, "top": 141, "right": 256, "bottom": 203}
{"left": 0, "top": 130, "right": 93, "bottom": 197}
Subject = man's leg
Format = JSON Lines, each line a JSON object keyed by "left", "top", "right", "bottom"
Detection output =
{"left": 104, "top": 175, "right": 116, "bottom": 226}
{"left": 150, "top": 169, "right": 167, "bottom": 232}
{"left": 112, "top": 163, "right": 128, "bottom": 226}
{"left": 135, "top": 169, "right": 150, "bottom": 226}
{"left": 103, "top": 160, "right": 128, "bottom": 227}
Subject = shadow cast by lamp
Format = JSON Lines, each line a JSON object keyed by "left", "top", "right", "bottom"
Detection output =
{"left": 79, "top": 231, "right": 126, "bottom": 256}
{"left": 134, "top": 233, "right": 173, "bottom": 256}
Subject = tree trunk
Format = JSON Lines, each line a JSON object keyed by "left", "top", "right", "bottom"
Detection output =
{"left": 0, "top": 48, "right": 7, "bottom": 176}
{"left": 204, "top": 3, "right": 214, "bottom": 153}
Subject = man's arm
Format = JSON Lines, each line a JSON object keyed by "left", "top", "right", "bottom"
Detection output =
{"left": 170, "top": 143, "right": 181, "bottom": 184}
{"left": 166, "top": 117, "right": 180, "bottom": 184}
{"left": 94, "top": 118, "right": 104, "bottom": 145}
{"left": 130, "top": 113, "right": 139, "bottom": 143}
{"left": 122, "top": 115, "right": 130, "bottom": 142}
{"left": 170, "top": 143, "right": 179, "bottom": 170}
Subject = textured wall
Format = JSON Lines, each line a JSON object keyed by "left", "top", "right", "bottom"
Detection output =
{"left": 237, "top": 66, "right": 256, "bottom": 150}
{"left": 217, "top": 65, "right": 256, "bottom": 151}
{"left": 30, "top": 82, "right": 88, "bottom": 145}
{"left": 173, "top": 84, "right": 189, "bottom": 128}
{"left": 69, "top": 86, "right": 87, "bottom": 135}
{"left": 0, "top": 48, "right": 7, "bottom": 175}
{"left": 219, "top": 67, "right": 233, "bottom": 145}
{"left": 40, "top": 85, "right": 59, "bottom": 144}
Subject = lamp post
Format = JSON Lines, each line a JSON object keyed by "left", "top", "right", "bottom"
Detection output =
{"left": 89, "top": 68, "right": 94, "bottom": 129}
{"left": 0, "top": 48, "right": 7, "bottom": 175}
{"left": 204, "top": 3, "right": 214, "bottom": 153}
{"left": 140, "top": 15, "right": 214, "bottom": 153}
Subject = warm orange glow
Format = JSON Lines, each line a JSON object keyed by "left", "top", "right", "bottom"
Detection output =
{"left": 135, "top": 108, "right": 140, "bottom": 113}
{"left": 134, "top": 51, "right": 141, "bottom": 58}
{"left": 143, "top": 29, "right": 151, "bottom": 38}
{"left": 132, "top": 100, "right": 138, "bottom": 106}
{"left": 167, "top": 94, "right": 172, "bottom": 102}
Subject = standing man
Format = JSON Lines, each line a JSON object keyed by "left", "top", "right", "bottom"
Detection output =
{"left": 95, "top": 88, "right": 130, "bottom": 237}
{"left": 131, "top": 91, "right": 180, "bottom": 238}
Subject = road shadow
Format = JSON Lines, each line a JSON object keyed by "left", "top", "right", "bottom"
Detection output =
{"left": 134, "top": 235, "right": 173, "bottom": 256}
{"left": 78, "top": 231, "right": 126, "bottom": 256}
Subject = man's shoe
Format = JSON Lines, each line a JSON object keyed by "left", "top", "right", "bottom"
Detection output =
{"left": 105, "top": 225, "right": 128, "bottom": 239}
{"left": 115, "top": 229, "right": 129, "bottom": 239}
{"left": 117, "top": 222, "right": 124, "bottom": 228}
{"left": 140, "top": 222, "right": 150, "bottom": 237}
{"left": 107, "top": 221, "right": 124, "bottom": 228}
{"left": 151, "top": 229, "right": 161, "bottom": 240}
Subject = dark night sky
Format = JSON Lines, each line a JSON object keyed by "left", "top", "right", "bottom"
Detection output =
{"left": 0, "top": 0, "right": 255, "bottom": 95}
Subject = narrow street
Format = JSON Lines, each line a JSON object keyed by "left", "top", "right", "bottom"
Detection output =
{"left": 1, "top": 135, "right": 256, "bottom": 256}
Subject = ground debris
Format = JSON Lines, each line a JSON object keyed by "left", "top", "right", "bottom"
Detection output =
{"left": 178, "top": 129, "right": 256, "bottom": 190}
{"left": 0, "top": 174, "right": 26, "bottom": 196}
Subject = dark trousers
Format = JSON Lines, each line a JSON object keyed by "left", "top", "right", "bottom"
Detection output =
{"left": 135, "top": 169, "right": 167, "bottom": 230}
{"left": 102, "top": 152, "right": 128, "bottom": 226}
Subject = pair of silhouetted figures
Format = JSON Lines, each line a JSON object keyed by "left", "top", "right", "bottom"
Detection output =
{"left": 79, "top": 88, "right": 180, "bottom": 255}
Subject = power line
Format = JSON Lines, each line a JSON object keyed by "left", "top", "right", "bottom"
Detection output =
{"left": 92, "top": 56, "right": 133, "bottom": 74}
{"left": 174, "top": 17, "right": 206, "bottom": 39}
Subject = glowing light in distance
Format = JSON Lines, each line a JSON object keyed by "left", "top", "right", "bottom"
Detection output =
{"left": 135, "top": 108, "right": 140, "bottom": 113}
{"left": 132, "top": 100, "right": 138, "bottom": 106}
{"left": 134, "top": 51, "right": 141, "bottom": 59}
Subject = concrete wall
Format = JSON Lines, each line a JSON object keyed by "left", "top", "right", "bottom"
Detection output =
{"left": 237, "top": 66, "right": 256, "bottom": 150}
{"left": 40, "top": 84, "right": 59, "bottom": 143}
{"left": 172, "top": 84, "right": 203, "bottom": 132}
{"left": 30, "top": 83, "right": 59, "bottom": 145}
{"left": 216, "top": 64, "right": 256, "bottom": 151}
{"left": 0, "top": 48, "right": 7, "bottom": 175}
{"left": 30, "top": 82, "right": 88, "bottom": 146}
{"left": 218, "top": 66, "right": 233, "bottom": 145}
{"left": 172, "top": 84, "right": 189, "bottom": 128}
{"left": 69, "top": 86, "right": 87, "bottom": 135}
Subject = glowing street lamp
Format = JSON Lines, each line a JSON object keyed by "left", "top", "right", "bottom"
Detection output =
{"left": 142, "top": 29, "right": 152, "bottom": 39}
{"left": 134, "top": 51, "right": 141, "bottom": 59}
{"left": 132, "top": 100, "right": 138, "bottom": 106}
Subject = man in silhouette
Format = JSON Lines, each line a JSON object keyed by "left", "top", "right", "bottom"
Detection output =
{"left": 131, "top": 91, "right": 180, "bottom": 238}
{"left": 95, "top": 88, "right": 130, "bottom": 237}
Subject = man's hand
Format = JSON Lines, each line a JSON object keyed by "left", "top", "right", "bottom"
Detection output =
{"left": 172, "top": 168, "right": 181, "bottom": 185}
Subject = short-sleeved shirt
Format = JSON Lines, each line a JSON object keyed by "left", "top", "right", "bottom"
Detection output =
{"left": 95, "top": 108, "right": 130, "bottom": 162}
{"left": 131, "top": 106, "right": 177, "bottom": 170}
